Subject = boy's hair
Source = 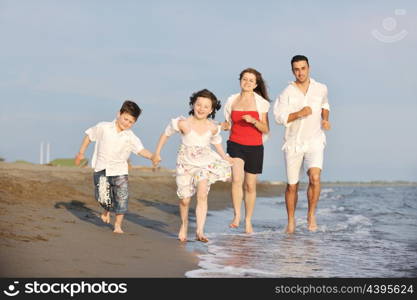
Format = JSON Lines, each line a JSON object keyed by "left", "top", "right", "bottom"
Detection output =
{"left": 291, "top": 55, "right": 309, "bottom": 68}
{"left": 239, "top": 68, "right": 270, "bottom": 101}
{"left": 188, "top": 89, "right": 221, "bottom": 119}
{"left": 120, "top": 100, "right": 142, "bottom": 120}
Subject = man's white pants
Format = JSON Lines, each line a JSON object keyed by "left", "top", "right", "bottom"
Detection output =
{"left": 284, "top": 146, "right": 324, "bottom": 185}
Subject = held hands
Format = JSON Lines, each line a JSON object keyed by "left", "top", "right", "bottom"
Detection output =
{"left": 151, "top": 153, "right": 162, "bottom": 168}
{"left": 321, "top": 120, "right": 331, "bottom": 131}
{"left": 74, "top": 152, "right": 84, "bottom": 166}
{"left": 220, "top": 121, "right": 231, "bottom": 131}
{"left": 297, "top": 106, "right": 312, "bottom": 118}
{"left": 225, "top": 155, "right": 234, "bottom": 166}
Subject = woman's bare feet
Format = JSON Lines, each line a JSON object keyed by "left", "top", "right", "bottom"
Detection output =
{"left": 307, "top": 215, "right": 318, "bottom": 232}
{"left": 178, "top": 222, "right": 188, "bottom": 242}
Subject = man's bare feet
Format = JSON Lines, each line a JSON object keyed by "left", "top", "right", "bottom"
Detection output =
{"left": 178, "top": 223, "right": 188, "bottom": 242}
{"left": 196, "top": 229, "right": 209, "bottom": 243}
{"left": 196, "top": 234, "right": 209, "bottom": 243}
{"left": 245, "top": 221, "right": 253, "bottom": 234}
{"left": 307, "top": 215, "right": 318, "bottom": 232}
{"left": 285, "top": 219, "right": 296, "bottom": 234}
{"left": 101, "top": 212, "right": 110, "bottom": 224}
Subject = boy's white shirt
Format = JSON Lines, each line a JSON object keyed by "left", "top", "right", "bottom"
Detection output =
{"left": 86, "top": 120, "right": 144, "bottom": 176}
{"left": 223, "top": 92, "right": 270, "bottom": 143}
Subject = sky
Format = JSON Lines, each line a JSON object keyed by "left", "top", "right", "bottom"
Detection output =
{"left": 0, "top": 0, "right": 416, "bottom": 182}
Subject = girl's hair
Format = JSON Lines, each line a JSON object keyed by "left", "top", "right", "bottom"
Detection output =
{"left": 188, "top": 89, "right": 221, "bottom": 119}
{"left": 239, "top": 68, "right": 270, "bottom": 101}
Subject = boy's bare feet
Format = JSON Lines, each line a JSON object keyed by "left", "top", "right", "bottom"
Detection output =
{"left": 113, "top": 214, "right": 124, "bottom": 234}
{"left": 178, "top": 223, "right": 188, "bottom": 242}
{"left": 307, "top": 215, "right": 318, "bottom": 232}
{"left": 113, "top": 226, "right": 124, "bottom": 234}
{"left": 101, "top": 212, "right": 110, "bottom": 224}
{"left": 285, "top": 218, "right": 296, "bottom": 234}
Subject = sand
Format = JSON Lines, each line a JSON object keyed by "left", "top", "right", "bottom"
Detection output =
{"left": 0, "top": 162, "right": 284, "bottom": 277}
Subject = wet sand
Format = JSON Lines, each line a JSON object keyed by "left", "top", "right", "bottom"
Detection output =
{"left": 0, "top": 162, "right": 285, "bottom": 277}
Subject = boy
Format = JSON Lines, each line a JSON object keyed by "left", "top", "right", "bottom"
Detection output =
{"left": 75, "top": 100, "right": 153, "bottom": 233}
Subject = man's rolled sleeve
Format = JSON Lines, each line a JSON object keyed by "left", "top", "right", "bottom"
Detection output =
{"left": 273, "top": 95, "right": 291, "bottom": 127}
{"left": 321, "top": 103, "right": 330, "bottom": 111}
{"left": 321, "top": 85, "right": 330, "bottom": 111}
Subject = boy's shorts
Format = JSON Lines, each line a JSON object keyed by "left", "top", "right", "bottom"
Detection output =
{"left": 93, "top": 170, "right": 129, "bottom": 214}
{"left": 227, "top": 140, "right": 264, "bottom": 174}
{"left": 284, "top": 146, "right": 324, "bottom": 185}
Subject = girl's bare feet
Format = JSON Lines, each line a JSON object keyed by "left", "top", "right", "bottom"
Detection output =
{"left": 178, "top": 223, "right": 188, "bottom": 242}
{"left": 229, "top": 216, "right": 240, "bottom": 229}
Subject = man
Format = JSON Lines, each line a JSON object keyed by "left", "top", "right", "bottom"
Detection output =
{"left": 274, "top": 55, "right": 331, "bottom": 233}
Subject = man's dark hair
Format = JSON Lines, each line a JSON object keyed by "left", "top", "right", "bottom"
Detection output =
{"left": 188, "top": 89, "right": 221, "bottom": 119}
{"left": 120, "top": 100, "right": 142, "bottom": 120}
{"left": 291, "top": 55, "right": 309, "bottom": 68}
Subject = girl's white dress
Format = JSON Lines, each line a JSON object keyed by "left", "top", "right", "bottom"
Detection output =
{"left": 164, "top": 117, "right": 232, "bottom": 198}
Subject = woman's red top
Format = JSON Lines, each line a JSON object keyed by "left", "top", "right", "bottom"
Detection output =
{"left": 229, "top": 110, "right": 262, "bottom": 146}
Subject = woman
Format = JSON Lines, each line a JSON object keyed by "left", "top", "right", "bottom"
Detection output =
{"left": 222, "top": 68, "right": 270, "bottom": 233}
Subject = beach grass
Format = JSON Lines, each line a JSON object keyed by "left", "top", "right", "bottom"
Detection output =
{"left": 14, "top": 160, "right": 33, "bottom": 164}
{"left": 49, "top": 158, "right": 88, "bottom": 167}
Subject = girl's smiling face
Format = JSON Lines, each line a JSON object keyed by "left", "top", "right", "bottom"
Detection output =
{"left": 193, "top": 97, "right": 213, "bottom": 120}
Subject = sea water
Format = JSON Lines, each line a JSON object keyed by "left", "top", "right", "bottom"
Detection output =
{"left": 185, "top": 185, "right": 417, "bottom": 277}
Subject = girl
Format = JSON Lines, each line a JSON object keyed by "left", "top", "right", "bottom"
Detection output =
{"left": 222, "top": 68, "right": 270, "bottom": 234}
{"left": 153, "top": 89, "right": 233, "bottom": 243}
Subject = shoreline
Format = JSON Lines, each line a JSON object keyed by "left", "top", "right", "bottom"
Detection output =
{"left": 0, "top": 162, "right": 285, "bottom": 277}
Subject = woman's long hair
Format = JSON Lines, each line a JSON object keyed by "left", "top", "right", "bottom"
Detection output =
{"left": 239, "top": 68, "right": 269, "bottom": 101}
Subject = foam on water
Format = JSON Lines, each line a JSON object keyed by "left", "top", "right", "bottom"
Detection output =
{"left": 185, "top": 185, "right": 417, "bottom": 277}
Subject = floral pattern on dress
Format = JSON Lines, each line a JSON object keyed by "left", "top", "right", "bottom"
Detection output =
{"left": 165, "top": 117, "right": 232, "bottom": 199}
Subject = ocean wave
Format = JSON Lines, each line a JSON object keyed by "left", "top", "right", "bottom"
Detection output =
{"left": 186, "top": 263, "right": 279, "bottom": 278}
{"left": 317, "top": 206, "right": 345, "bottom": 216}
{"left": 185, "top": 185, "right": 417, "bottom": 278}
{"left": 347, "top": 215, "right": 372, "bottom": 226}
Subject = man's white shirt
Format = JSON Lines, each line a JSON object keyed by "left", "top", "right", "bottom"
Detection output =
{"left": 273, "top": 78, "right": 330, "bottom": 153}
